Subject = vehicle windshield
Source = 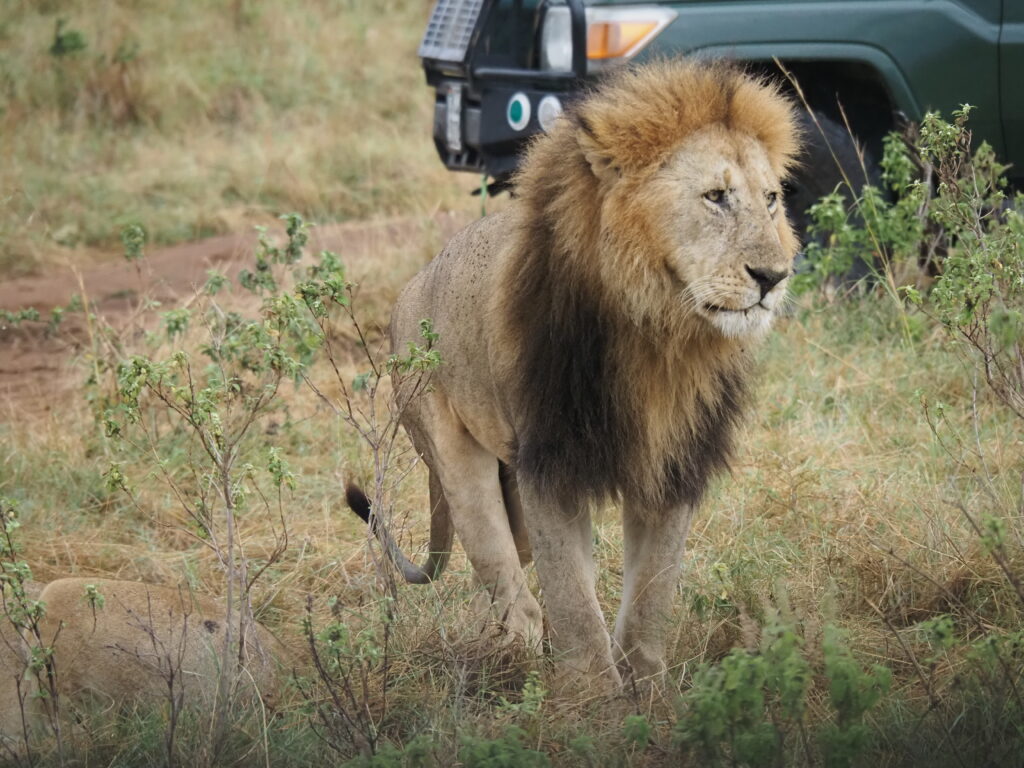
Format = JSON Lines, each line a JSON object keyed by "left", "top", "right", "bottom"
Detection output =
{"left": 469, "top": 0, "right": 546, "bottom": 71}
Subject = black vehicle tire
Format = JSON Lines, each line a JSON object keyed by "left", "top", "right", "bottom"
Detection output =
{"left": 786, "top": 110, "right": 880, "bottom": 281}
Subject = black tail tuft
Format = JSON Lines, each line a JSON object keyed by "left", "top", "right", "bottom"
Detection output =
{"left": 342, "top": 481, "right": 437, "bottom": 585}
{"left": 345, "top": 484, "right": 372, "bottom": 524}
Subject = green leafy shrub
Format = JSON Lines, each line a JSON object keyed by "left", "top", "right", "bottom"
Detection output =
{"left": 674, "top": 610, "right": 892, "bottom": 768}
{"left": 795, "top": 131, "right": 926, "bottom": 295}
{"left": 818, "top": 626, "right": 891, "bottom": 768}
{"left": 459, "top": 727, "right": 550, "bottom": 768}
{"left": 911, "top": 109, "right": 1024, "bottom": 421}
{"left": 0, "top": 497, "right": 65, "bottom": 761}
{"left": 799, "top": 105, "right": 1024, "bottom": 766}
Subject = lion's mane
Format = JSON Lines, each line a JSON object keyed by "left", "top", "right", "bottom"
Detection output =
{"left": 498, "top": 59, "right": 800, "bottom": 515}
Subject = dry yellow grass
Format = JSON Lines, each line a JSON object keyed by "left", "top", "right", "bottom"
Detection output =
{"left": 1, "top": 232, "right": 1018, "bottom": 745}
{"left": 1, "top": 0, "right": 479, "bottom": 276}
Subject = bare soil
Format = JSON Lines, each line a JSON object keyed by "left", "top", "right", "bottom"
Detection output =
{"left": 0, "top": 213, "right": 469, "bottom": 416}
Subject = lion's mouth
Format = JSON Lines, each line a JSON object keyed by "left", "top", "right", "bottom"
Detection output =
{"left": 703, "top": 302, "right": 762, "bottom": 314}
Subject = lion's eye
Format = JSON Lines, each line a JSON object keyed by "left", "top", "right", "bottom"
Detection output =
{"left": 704, "top": 189, "right": 726, "bottom": 204}
{"left": 766, "top": 191, "right": 779, "bottom": 213}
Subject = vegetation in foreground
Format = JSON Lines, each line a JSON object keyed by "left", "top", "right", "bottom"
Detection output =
{"left": 0, "top": 105, "right": 1022, "bottom": 766}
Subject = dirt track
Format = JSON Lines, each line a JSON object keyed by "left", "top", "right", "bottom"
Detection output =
{"left": 0, "top": 213, "right": 469, "bottom": 416}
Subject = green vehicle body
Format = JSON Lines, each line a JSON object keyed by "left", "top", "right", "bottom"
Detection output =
{"left": 421, "top": 0, "right": 1023, "bottom": 187}
{"left": 636, "top": 0, "right": 1018, "bottom": 171}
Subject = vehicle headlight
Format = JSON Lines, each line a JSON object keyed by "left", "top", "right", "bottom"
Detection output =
{"left": 540, "top": 5, "right": 678, "bottom": 72}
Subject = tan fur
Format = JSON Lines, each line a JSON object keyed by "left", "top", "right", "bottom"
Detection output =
{"left": 0, "top": 578, "right": 280, "bottom": 746}
{"left": 380, "top": 59, "right": 801, "bottom": 692}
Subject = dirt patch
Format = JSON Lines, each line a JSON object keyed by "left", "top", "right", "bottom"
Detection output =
{"left": 0, "top": 212, "right": 470, "bottom": 417}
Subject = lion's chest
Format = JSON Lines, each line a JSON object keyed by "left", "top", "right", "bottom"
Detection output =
{"left": 513, "top": 335, "right": 747, "bottom": 511}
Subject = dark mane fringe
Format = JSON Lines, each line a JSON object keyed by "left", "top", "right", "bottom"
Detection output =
{"left": 505, "top": 219, "right": 623, "bottom": 506}
{"left": 505, "top": 216, "right": 747, "bottom": 510}
{"left": 662, "top": 371, "right": 747, "bottom": 507}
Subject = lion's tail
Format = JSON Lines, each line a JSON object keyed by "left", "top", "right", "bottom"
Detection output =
{"left": 345, "top": 481, "right": 452, "bottom": 585}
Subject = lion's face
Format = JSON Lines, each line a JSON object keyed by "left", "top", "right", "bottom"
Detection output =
{"left": 652, "top": 124, "right": 799, "bottom": 339}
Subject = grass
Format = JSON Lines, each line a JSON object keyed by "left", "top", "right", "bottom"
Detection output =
{"left": 0, "top": 0, "right": 476, "bottom": 277}
{"left": 1, "top": 240, "right": 1021, "bottom": 764}
{"left": 0, "top": 1, "right": 1021, "bottom": 764}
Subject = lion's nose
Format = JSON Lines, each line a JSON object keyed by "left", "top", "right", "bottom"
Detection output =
{"left": 745, "top": 265, "right": 789, "bottom": 299}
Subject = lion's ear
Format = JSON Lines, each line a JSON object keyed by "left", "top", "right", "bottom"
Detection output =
{"left": 577, "top": 122, "right": 621, "bottom": 185}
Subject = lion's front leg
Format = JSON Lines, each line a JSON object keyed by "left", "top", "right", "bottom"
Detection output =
{"left": 612, "top": 501, "right": 695, "bottom": 685}
{"left": 517, "top": 480, "right": 621, "bottom": 694}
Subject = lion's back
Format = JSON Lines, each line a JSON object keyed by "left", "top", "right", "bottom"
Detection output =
{"left": 392, "top": 210, "right": 514, "bottom": 345}
{"left": 391, "top": 209, "right": 520, "bottom": 456}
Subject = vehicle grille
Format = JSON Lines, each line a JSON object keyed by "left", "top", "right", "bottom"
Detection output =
{"left": 419, "top": 0, "right": 484, "bottom": 63}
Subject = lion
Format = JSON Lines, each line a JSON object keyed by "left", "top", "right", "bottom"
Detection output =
{"left": 348, "top": 59, "right": 801, "bottom": 692}
{"left": 0, "top": 578, "right": 280, "bottom": 744}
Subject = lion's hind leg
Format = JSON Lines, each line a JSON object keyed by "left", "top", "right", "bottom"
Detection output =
{"left": 498, "top": 462, "right": 532, "bottom": 567}
{"left": 424, "top": 416, "right": 543, "bottom": 650}
{"left": 425, "top": 470, "right": 454, "bottom": 580}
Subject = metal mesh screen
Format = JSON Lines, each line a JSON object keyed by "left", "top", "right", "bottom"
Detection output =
{"left": 418, "top": 0, "right": 484, "bottom": 62}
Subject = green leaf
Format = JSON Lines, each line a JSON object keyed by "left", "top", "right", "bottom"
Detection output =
{"left": 121, "top": 223, "right": 146, "bottom": 262}
{"left": 352, "top": 371, "right": 373, "bottom": 392}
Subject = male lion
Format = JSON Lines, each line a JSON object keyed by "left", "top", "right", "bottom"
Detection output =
{"left": 349, "top": 59, "right": 801, "bottom": 691}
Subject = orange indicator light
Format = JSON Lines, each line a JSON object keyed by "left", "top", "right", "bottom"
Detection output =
{"left": 586, "top": 21, "right": 658, "bottom": 60}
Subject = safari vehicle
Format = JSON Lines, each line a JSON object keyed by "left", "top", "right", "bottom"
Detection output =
{"left": 419, "top": 0, "right": 1023, "bottom": 224}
